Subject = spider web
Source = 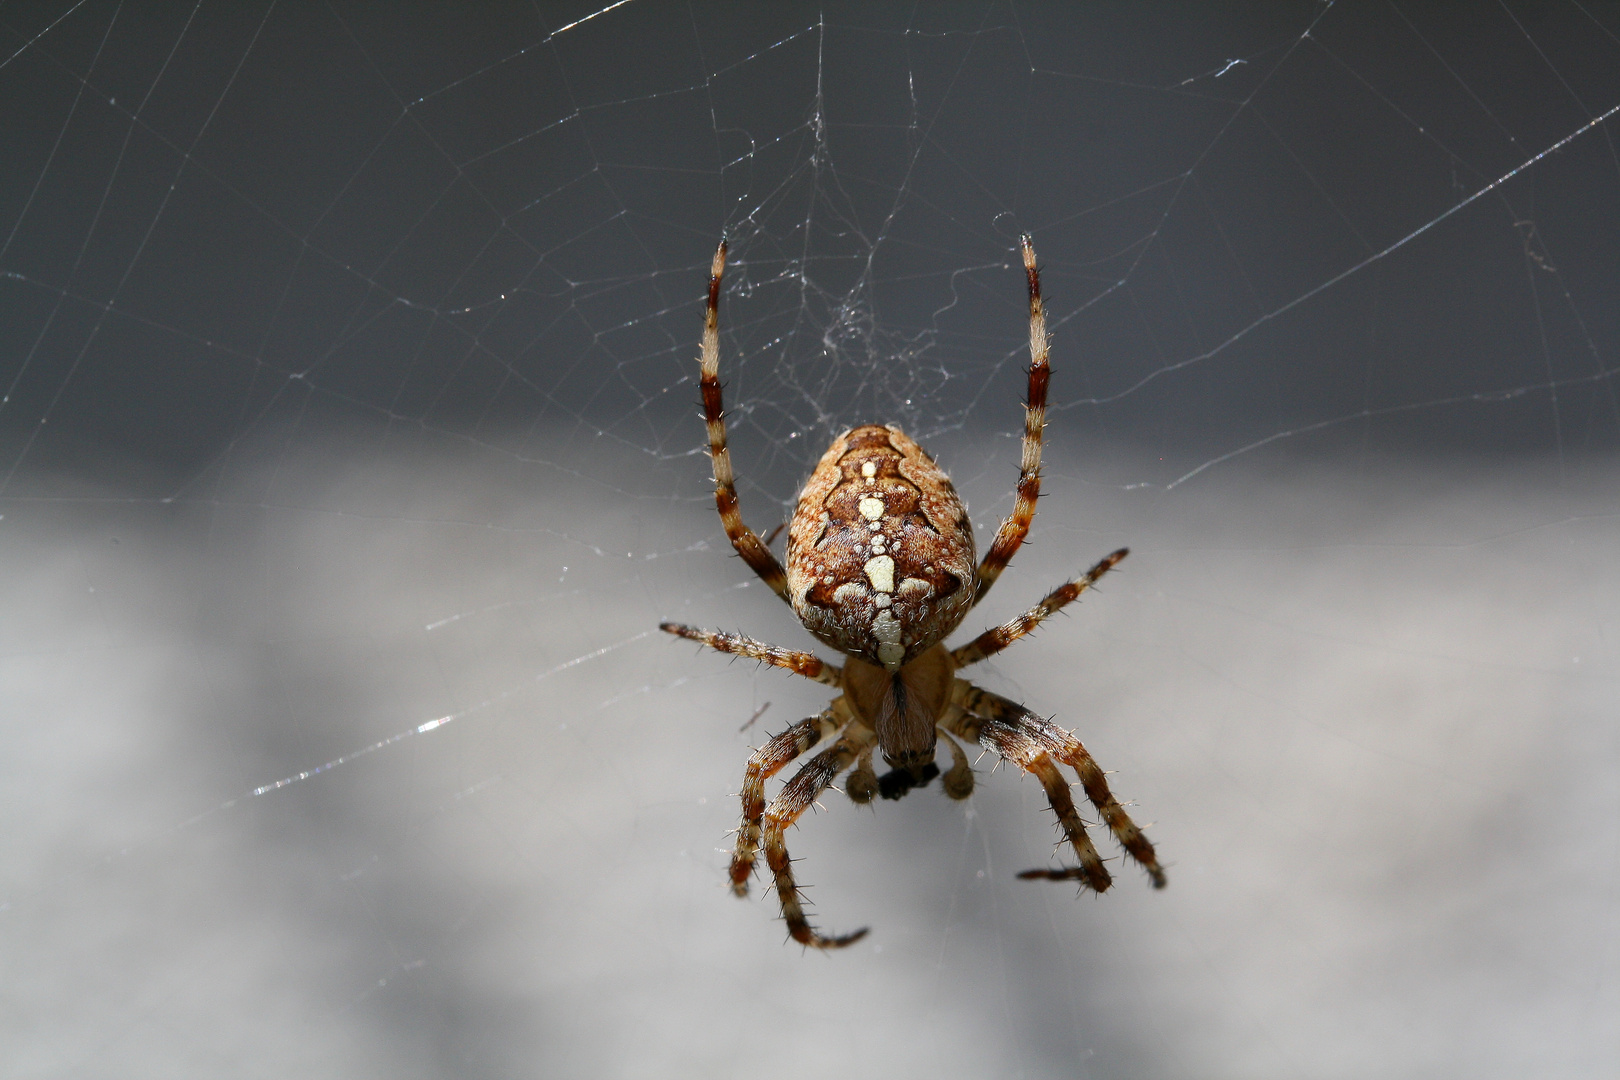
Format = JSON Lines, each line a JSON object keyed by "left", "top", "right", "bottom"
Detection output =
{"left": 2, "top": 2, "right": 1617, "bottom": 1076}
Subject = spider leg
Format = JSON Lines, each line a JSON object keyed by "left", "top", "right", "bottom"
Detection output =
{"left": 659, "top": 622, "right": 842, "bottom": 686}
{"left": 950, "top": 680, "right": 1165, "bottom": 890}
{"left": 943, "top": 686, "right": 1108, "bottom": 891}
{"left": 952, "top": 549, "right": 1127, "bottom": 668}
{"left": 698, "top": 240, "right": 791, "bottom": 603}
{"left": 730, "top": 703, "right": 850, "bottom": 896}
{"left": 972, "top": 234, "right": 1050, "bottom": 609}
{"left": 762, "top": 723, "right": 878, "bottom": 948}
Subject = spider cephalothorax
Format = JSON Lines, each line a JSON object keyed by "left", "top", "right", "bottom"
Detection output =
{"left": 661, "top": 236, "right": 1165, "bottom": 948}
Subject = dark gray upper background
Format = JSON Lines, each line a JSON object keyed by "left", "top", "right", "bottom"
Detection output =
{"left": 1, "top": 3, "right": 1616, "bottom": 1078}
{"left": 5, "top": 0, "right": 1618, "bottom": 497}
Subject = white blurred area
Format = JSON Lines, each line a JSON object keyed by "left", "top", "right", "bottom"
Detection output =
{"left": 0, "top": 431, "right": 1614, "bottom": 1079}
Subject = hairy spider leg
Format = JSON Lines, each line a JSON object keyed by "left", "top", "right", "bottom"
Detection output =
{"left": 952, "top": 549, "right": 1128, "bottom": 668}
{"left": 698, "top": 241, "right": 791, "bottom": 603}
{"left": 659, "top": 622, "right": 842, "bottom": 686}
{"left": 972, "top": 234, "right": 1051, "bottom": 609}
{"left": 730, "top": 704, "right": 849, "bottom": 895}
{"left": 944, "top": 688, "right": 1109, "bottom": 891}
{"left": 951, "top": 683, "right": 1165, "bottom": 889}
{"left": 762, "top": 724, "right": 878, "bottom": 948}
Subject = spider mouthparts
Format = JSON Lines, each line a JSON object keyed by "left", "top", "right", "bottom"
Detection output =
{"left": 877, "top": 760, "right": 939, "bottom": 801}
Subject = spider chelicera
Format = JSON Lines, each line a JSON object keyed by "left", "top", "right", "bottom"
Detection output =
{"left": 661, "top": 236, "right": 1165, "bottom": 948}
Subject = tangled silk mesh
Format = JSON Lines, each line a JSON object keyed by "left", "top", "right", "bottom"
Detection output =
{"left": 1, "top": 3, "right": 1617, "bottom": 1077}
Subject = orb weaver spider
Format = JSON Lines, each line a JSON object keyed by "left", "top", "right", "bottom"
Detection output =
{"left": 662, "top": 236, "right": 1164, "bottom": 948}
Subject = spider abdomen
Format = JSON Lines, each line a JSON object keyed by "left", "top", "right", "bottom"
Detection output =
{"left": 786, "top": 424, "right": 976, "bottom": 672}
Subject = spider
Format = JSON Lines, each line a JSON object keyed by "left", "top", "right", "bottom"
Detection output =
{"left": 661, "top": 236, "right": 1165, "bottom": 948}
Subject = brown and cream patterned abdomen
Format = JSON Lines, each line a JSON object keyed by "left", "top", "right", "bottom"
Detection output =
{"left": 785, "top": 425, "right": 976, "bottom": 671}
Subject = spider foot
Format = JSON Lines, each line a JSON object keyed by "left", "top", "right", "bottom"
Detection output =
{"left": 728, "top": 854, "right": 755, "bottom": 897}
{"left": 1016, "top": 864, "right": 1113, "bottom": 892}
{"left": 791, "top": 924, "right": 870, "bottom": 950}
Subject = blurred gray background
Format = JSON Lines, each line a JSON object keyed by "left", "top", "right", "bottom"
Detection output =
{"left": 1, "top": 2, "right": 1617, "bottom": 1077}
